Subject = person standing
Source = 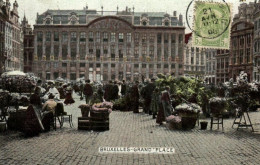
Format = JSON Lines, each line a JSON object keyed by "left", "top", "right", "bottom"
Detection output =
{"left": 131, "top": 81, "right": 140, "bottom": 113}
{"left": 161, "top": 86, "right": 173, "bottom": 118}
{"left": 104, "top": 81, "right": 113, "bottom": 101}
{"left": 142, "top": 78, "right": 156, "bottom": 114}
{"left": 121, "top": 80, "right": 127, "bottom": 97}
{"left": 83, "top": 79, "right": 93, "bottom": 104}
{"left": 151, "top": 88, "right": 160, "bottom": 119}
{"left": 112, "top": 81, "right": 119, "bottom": 100}
{"left": 64, "top": 86, "right": 75, "bottom": 105}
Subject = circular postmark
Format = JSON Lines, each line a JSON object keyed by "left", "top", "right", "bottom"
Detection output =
{"left": 186, "top": 0, "right": 231, "bottom": 39}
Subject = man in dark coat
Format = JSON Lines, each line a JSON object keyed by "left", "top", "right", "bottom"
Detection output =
{"left": 142, "top": 78, "right": 156, "bottom": 114}
{"left": 131, "top": 81, "right": 140, "bottom": 113}
{"left": 83, "top": 79, "right": 93, "bottom": 104}
{"left": 121, "top": 80, "right": 127, "bottom": 96}
{"left": 112, "top": 81, "right": 119, "bottom": 100}
{"left": 104, "top": 81, "right": 113, "bottom": 101}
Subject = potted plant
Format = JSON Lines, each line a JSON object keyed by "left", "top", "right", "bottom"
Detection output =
{"left": 175, "top": 103, "right": 201, "bottom": 130}
{"left": 209, "top": 97, "right": 226, "bottom": 115}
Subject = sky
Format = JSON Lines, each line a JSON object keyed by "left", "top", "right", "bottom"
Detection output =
{"left": 10, "top": 0, "right": 257, "bottom": 32}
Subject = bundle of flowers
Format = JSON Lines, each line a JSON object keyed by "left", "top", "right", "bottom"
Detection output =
{"left": 175, "top": 103, "right": 201, "bottom": 114}
{"left": 166, "top": 115, "right": 182, "bottom": 130}
{"left": 236, "top": 71, "right": 248, "bottom": 86}
{"left": 92, "top": 103, "right": 112, "bottom": 113}
{"left": 166, "top": 115, "right": 181, "bottom": 123}
{"left": 102, "top": 101, "right": 113, "bottom": 109}
{"left": 209, "top": 97, "right": 226, "bottom": 114}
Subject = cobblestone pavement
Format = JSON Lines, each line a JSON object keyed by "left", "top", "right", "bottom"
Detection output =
{"left": 1, "top": 93, "right": 260, "bottom": 165}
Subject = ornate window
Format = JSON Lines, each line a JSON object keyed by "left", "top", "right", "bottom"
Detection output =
{"left": 71, "top": 32, "right": 77, "bottom": 42}
{"left": 89, "top": 31, "right": 93, "bottom": 42}
{"left": 111, "top": 33, "right": 115, "bottom": 42}
{"left": 96, "top": 32, "right": 100, "bottom": 42}
{"left": 45, "top": 19, "right": 51, "bottom": 25}
{"left": 54, "top": 32, "right": 59, "bottom": 42}
{"left": 127, "top": 33, "right": 131, "bottom": 42}
{"left": 80, "top": 32, "right": 86, "bottom": 42}
{"left": 119, "top": 33, "right": 124, "bottom": 42}
{"left": 46, "top": 32, "right": 51, "bottom": 42}
{"left": 103, "top": 32, "right": 108, "bottom": 42}
{"left": 62, "top": 32, "right": 68, "bottom": 42}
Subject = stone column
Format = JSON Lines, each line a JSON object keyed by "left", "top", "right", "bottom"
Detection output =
{"left": 139, "top": 63, "right": 142, "bottom": 82}
{"left": 101, "top": 63, "right": 104, "bottom": 81}
{"left": 42, "top": 31, "right": 46, "bottom": 57}
{"left": 175, "top": 32, "right": 179, "bottom": 77}
{"left": 59, "top": 32, "right": 62, "bottom": 58}
{"left": 108, "top": 63, "right": 111, "bottom": 80}
{"left": 67, "top": 62, "right": 70, "bottom": 80}
{"left": 85, "top": 63, "right": 89, "bottom": 80}
{"left": 154, "top": 63, "right": 157, "bottom": 77}
{"left": 51, "top": 31, "right": 54, "bottom": 56}
{"left": 76, "top": 62, "right": 79, "bottom": 79}
{"left": 68, "top": 31, "right": 71, "bottom": 58}
{"left": 115, "top": 63, "right": 119, "bottom": 80}
{"left": 146, "top": 63, "right": 149, "bottom": 79}
{"left": 123, "top": 63, "right": 126, "bottom": 80}
{"left": 76, "top": 31, "right": 80, "bottom": 57}
{"left": 161, "top": 33, "right": 164, "bottom": 61}
{"left": 154, "top": 33, "right": 158, "bottom": 63}
{"left": 34, "top": 33, "right": 37, "bottom": 57}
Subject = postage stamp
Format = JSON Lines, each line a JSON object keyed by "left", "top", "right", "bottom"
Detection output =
{"left": 191, "top": 1, "right": 232, "bottom": 49}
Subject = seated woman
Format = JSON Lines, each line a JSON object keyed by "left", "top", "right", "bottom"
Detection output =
{"left": 41, "top": 94, "right": 57, "bottom": 131}
{"left": 64, "top": 86, "right": 75, "bottom": 105}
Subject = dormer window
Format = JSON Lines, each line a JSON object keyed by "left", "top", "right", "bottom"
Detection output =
{"left": 165, "top": 21, "right": 169, "bottom": 26}
{"left": 46, "top": 19, "right": 51, "bottom": 25}
{"left": 142, "top": 21, "right": 147, "bottom": 26}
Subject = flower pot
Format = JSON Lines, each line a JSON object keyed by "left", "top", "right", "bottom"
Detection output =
{"left": 200, "top": 121, "right": 208, "bottom": 130}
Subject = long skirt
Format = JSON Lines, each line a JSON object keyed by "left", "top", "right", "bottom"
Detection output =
{"left": 64, "top": 93, "right": 75, "bottom": 105}
{"left": 156, "top": 103, "right": 165, "bottom": 124}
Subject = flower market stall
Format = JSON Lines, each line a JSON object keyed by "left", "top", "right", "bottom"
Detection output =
{"left": 78, "top": 101, "right": 113, "bottom": 131}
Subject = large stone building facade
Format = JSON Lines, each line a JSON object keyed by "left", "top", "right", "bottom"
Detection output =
{"left": 184, "top": 33, "right": 206, "bottom": 78}
{"left": 0, "top": 0, "right": 22, "bottom": 74}
{"left": 22, "top": 15, "right": 34, "bottom": 73}
{"left": 253, "top": 1, "right": 260, "bottom": 82}
{"left": 205, "top": 49, "right": 217, "bottom": 84}
{"left": 216, "top": 49, "right": 229, "bottom": 84}
{"left": 229, "top": 3, "right": 254, "bottom": 82}
{"left": 33, "top": 6, "right": 185, "bottom": 82}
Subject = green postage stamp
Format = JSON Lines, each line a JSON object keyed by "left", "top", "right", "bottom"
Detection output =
{"left": 192, "top": 1, "right": 232, "bottom": 49}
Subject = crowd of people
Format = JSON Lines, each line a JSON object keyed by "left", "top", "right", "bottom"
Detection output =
{"left": 25, "top": 77, "right": 174, "bottom": 132}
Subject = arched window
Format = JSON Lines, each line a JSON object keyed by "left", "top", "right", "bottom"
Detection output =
{"left": 142, "top": 21, "right": 147, "bottom": 26}
{"left": 165, "top": 21, "right": 169, "bottom": 26}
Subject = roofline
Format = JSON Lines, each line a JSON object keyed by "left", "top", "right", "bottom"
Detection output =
{"left": 34, "top": 15, "right": 185, "bottom": 30}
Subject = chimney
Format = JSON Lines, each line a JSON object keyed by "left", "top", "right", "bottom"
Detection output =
{"left": 179, "top": 14, "right": 183, "bottom": 25}
{"left": 174, "top": 11, "right": 177, "bottom": 17}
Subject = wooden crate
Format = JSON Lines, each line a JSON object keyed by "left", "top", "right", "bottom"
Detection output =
{"left": 90, "top": 110, "right": 109, "bottom": 121}
{"left": 78, "top": 117, "right": 92, "bottom": 130}
{"left": 92, "top": 120, "right": 109, "bottom": 131}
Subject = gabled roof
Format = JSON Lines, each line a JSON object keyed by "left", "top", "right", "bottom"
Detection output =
{"left": 185, "top": 33, "right": 192, "bottom": 44}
